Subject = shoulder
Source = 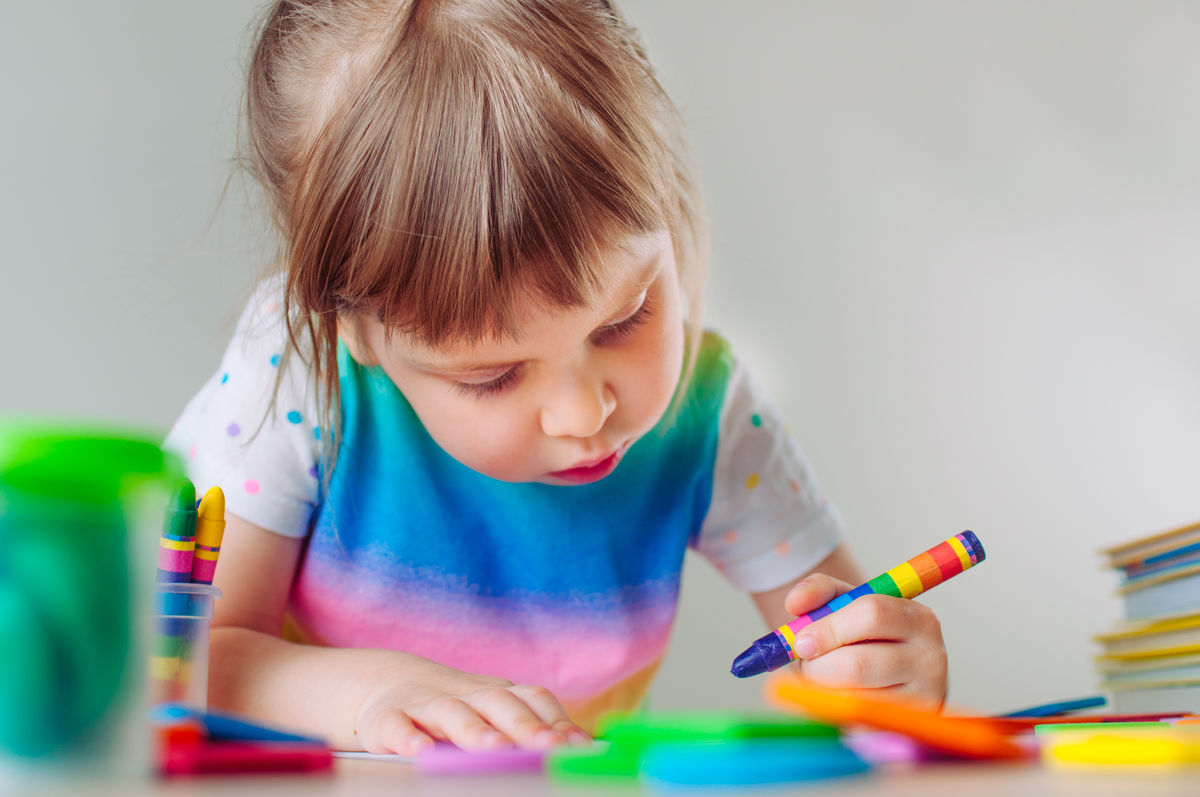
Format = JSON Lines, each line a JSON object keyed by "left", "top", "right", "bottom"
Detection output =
{"left": 674, "top": 330, "right": 737, "bottom": 420}
{"left": 690, "top": 341, "right": 844, "bottom": 593}
{"left": 695, "top": 330, "right": 736, "bottom": 384}
{"left": 164, "top": 272, "right": 322, "bottom": 539}
{"left": 231, "top": 272, "right": 299, "bottom": 358}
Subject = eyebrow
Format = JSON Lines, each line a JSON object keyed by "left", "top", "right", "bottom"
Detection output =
{"left": 407, "top": 258, "right": 662, "bottom": 376}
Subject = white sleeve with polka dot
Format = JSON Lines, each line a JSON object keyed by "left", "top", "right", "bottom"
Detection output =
{"left": 694, "top": 359, "right": 844, "bottom": 593}
{"left": 164, "top": 276, "right": 321, "bottom": 539}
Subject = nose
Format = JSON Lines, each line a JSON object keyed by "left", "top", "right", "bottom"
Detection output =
{"left": 539, "top": 369, "right": 617, "bottom": 439}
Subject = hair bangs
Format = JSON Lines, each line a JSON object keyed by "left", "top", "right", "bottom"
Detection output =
{"left": 288, "top": 0, "right": 677, "bottom": 346}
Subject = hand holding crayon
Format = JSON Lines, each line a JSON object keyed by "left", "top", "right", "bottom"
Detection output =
{"left": 732, "top": 532, "right": 985, "bottom": 679}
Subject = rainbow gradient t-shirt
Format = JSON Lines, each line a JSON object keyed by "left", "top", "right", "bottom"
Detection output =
{"left": 167, "top": 280, "right": 843, "bottom": 729}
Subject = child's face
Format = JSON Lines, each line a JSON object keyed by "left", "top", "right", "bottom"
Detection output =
{"left": 345, "top": 230, "right": 685, "bottom": 485}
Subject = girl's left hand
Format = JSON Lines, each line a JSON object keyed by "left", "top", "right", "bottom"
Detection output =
{"left": 782, "top": 573, "right": 948, "bottom": 708}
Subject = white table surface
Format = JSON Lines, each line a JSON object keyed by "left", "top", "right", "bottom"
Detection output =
{"left": 9, "top": 756, "right": 1200, "bottom": 797}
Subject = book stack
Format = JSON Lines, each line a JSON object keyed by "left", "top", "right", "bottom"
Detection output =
{"left": 1095, "top": 521, "right": 1200, "bottom": 713}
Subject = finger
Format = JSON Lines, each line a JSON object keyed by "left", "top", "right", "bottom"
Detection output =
{"left": 783, "top": 573, "right": 857, "bottom": 616}
{"left": 509, "top": 684, "right": 592, "bottom": 745}
{"left": 798, "top": 659, "right": 945, "bottom": 711}
{"left": 462, "top": 687, "right": 565, "bottom": 749}
{"left": 802, "top": 649, "right": 947, "bottom": 711}
{"left": 797, "top": 641, "right": 908, "bottom": 690}
{"left": 364, "top": 708, "right": 433, "bottom": 756}
{"left": 873, "top": 677, "right": 947, "bottom": 711}
{"left": 410, "top": 695, "right": 509, "bottom": 751}
{"left": 790, "top": 595, "right": 936, "bottom": 660}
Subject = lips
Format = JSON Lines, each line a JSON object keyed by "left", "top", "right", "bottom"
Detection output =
{"left": 549, "top": 449, "right": 623, "bottom": 485}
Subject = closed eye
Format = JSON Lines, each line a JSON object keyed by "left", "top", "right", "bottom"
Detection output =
{"left": 591, "top": 295, "right": 654, "bottom": 346}
{"left": 451, "top": 365, "right": 523, "bottom": 399}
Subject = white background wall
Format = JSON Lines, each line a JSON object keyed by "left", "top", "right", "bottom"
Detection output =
{"left": 3, "top": 2, "right": 1198, "bottom": 716}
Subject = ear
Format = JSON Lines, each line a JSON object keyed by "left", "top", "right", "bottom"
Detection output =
{"left": 337, "top": 315, "right": 379, "bottom": 367}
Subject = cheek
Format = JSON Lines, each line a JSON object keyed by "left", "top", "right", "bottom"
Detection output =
{"left": 378, "top": 365, "right": 542, "bottom": 481}
{"left": 623, "top": 308, "right": 686, "bottom": 416}
{"left": 413, "top": 395, "right": 538, "bottom": 476}
{"left": 657, "top": 328, "right": 686, "bottom": 403}
{"left": 652, "top": 289, "right": 687, "bottom": 377}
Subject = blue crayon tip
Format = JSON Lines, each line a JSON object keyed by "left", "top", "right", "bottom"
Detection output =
{"left": 731, "top": 632, "right": 793, "bottom": 678}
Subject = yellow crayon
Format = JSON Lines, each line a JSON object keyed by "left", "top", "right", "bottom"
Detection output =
{"left": 190, "top": 487, "right": 226, "bottom": 585}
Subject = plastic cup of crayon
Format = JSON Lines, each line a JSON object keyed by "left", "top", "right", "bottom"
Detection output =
{"left": 151, "top": 583, "right": 222, "bottom": 709}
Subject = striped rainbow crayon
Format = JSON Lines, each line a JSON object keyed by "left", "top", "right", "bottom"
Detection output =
{"left": 731, "top": 531, "right": 985, "bottom": 678}
{"left": 190, "top": 486, "right": 226, "bottom": 585}
{"left": 156, "top": 480, "right": 197, "bottom": 583}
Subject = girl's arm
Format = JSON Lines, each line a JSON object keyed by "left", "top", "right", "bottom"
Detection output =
{"left": 209, "top": 513, "right": 589, "bottom": 754}
{"left": 749, "top": 541, "right": 948, "bottom": 707}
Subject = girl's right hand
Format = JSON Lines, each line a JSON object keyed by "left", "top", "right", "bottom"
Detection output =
{"left": 208, "top": 513, "right": 588, "bottom": 754}
{"left": 352, "top": 655, "right": 591, "bottom": 755}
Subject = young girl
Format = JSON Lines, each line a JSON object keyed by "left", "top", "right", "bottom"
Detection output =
{"left": 167, "top": 0, "right": 949, "bottom": 755}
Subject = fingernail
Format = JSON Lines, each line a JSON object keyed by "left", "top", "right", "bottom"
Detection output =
{"left": 534, "top": 729, "right": 565, "bottom": 748}
{"left": 480, "top": 730, "right": 508, "bottom": 748}
{"left": 406, "top": 736, "right": 432, "bottom": 756}
{"left": 553, "top": 720, "right": 592, "bottom": 746}
{"left": 792, "top": 634, "right": 817, "bottom": 659}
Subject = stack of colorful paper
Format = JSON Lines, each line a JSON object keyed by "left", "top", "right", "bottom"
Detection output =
{"left": 1096, "top": 521, "right": 1200, "bottom": 713}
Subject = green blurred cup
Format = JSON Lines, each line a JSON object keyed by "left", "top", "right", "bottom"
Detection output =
{"left": 0, "top": 420, "right": 180, "bottom": 777}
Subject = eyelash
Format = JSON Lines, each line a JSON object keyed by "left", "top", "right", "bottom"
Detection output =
{"left": 591, "top": 296, "right": 654, "bottom": 346}
{"left": 452, "top": 365, "right": 523, "bottom": 399}
{"left": 451, "top": 296, "right": 655, "bottom": 399}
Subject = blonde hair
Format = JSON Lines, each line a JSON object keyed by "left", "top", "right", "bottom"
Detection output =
{"left": 244, "top": 0, "right": 708, "bottom": 441}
